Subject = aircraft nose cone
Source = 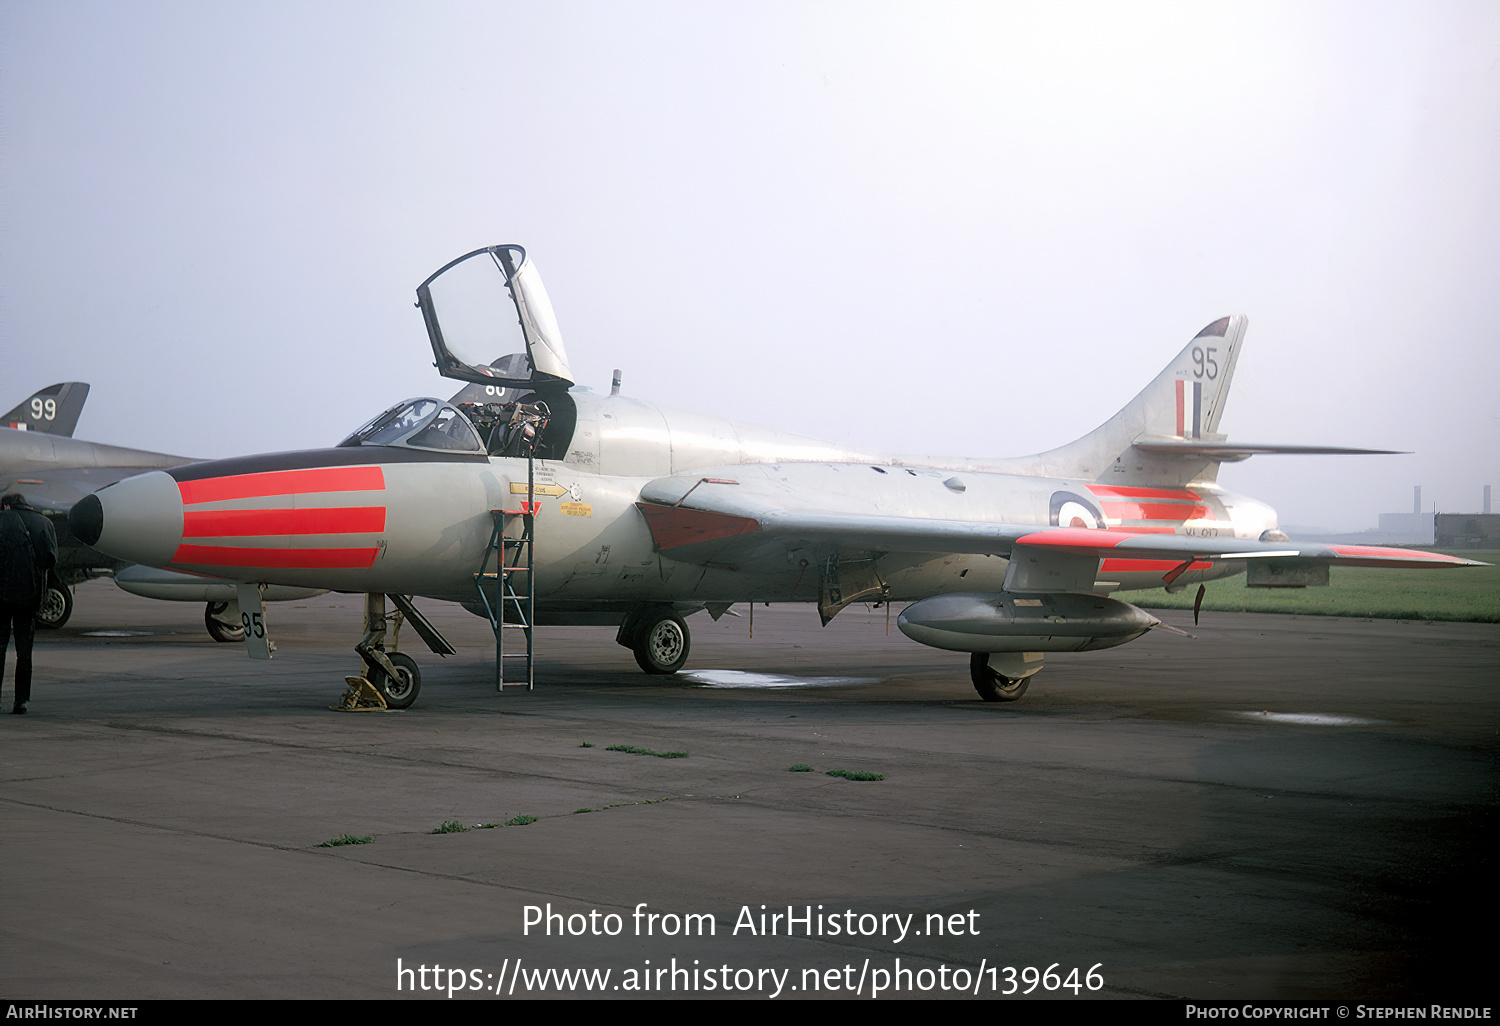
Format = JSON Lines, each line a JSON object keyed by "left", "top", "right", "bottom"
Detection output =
{"left": 80, "top": 470, "right": 184, "bottom": 567}
{"left": 69, "top": 493, "right": 103, "bottom": 546}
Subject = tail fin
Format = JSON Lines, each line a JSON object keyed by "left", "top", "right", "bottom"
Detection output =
{"left": 2, "top": 382, "right": 90, "bottom": 437}
{"left": 1012, "top": 317, "right": 1248, "bottom": 487}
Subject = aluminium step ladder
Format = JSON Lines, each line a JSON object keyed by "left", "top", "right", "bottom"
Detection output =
{"left": 473, "top": 456, "right": 537, "bottom": 691}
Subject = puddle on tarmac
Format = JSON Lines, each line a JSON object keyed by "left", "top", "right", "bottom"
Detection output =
{"left": 1231, "top": 711, "right": 1382, "bottom": 726}
{"left": 81, "top": 630, "right": 168, "bottom": 637}
{"left": 683, "top": 670, "right": 881, "bottom": 689}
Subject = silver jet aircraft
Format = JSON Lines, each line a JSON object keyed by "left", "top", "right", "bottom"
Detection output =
{"left": 68, "top": 245, "right": 1482, "bottom": 708}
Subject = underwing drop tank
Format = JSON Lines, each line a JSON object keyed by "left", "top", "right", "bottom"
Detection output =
{"left": 897, "top": 592, "right": 1160, "bottom": 653}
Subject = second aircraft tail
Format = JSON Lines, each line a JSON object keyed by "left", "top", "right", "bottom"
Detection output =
{"left": 2, "top": 382, "right": 90, "bottom": 437}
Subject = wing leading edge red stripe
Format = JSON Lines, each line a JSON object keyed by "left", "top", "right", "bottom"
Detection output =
{"left": 170, "top": 545, "right": 380, "bottom": 569}
{"left": 1101, "top": 558, "right": 1212, "bottom": 573}
{"left": 181, "top": 507, "right": 387, "bottom": 538}
{"left": 178, "top": 466, "right": 386, "bottom": 505}
{"left": 1322, "top": 545, "right": 1473, "bottom": 566}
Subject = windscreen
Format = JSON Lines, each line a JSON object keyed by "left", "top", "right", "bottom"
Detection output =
{"left": 337, "top": 399, "right": 484, "bottom": 453}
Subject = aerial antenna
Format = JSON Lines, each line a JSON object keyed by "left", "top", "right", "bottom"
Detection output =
{"left": 611, "top": 369, "right": 622, "bottom": 396}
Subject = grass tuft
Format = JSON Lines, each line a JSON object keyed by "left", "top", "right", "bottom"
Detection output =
{"left": 826, "top": 769, "right": 884, "bottom": 781}
{"left": 606, "top": 744, "right": 688, "bottom": 759}
{"left": 789, "top": 764, "right": 814, "bottom": 772}
{"left": 430, "top": 820, "right": 468, "bottom": 834}
{"left": 574, "top": 808, "right": 595, "bottom": 814}
{"left": 505, "top": 814, "right": 538, "bottom": 826}
{"left": 599, "top": 797, "right": 670, "bottom": 810}
{"left": 579, "top": 741, "right": 594, "bottom": 748}
{"left": 318, "top": 834, "right": 373, "bottom": 847}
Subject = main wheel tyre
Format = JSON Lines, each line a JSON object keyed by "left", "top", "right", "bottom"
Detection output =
{"left": 969, "top": 652, "right": 1030, "bottom": 702}
{"left": 633, "top": 610, "right": 690, "bottom": 674}
{"left": 371, "top": 651, "right": 421, "bottom": 709}
{"left": 205, "top": 601, "right": 245, "bottom": 643}
{"left": 35, "top": 580, "right": 73, "bottom": 629}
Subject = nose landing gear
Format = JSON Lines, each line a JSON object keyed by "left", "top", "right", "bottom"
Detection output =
{"left": 332, "top": 594, "right": 423, "bottom": 711}
{"left": 331, "top": 593, "right": 455, "bottom": 711}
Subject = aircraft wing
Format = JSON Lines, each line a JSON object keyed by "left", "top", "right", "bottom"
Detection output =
{"left": 635, "top": 471, "right": 1486, "bottom": 575}
{"left": 5, "top": 466, "right": 171, "bottom": 518}
{"left": 988, "top": 527, "right": 1483, "bottom": 568}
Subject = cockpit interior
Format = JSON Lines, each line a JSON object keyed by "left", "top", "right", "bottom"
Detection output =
{"left": 338, "top": 391, "right": 576, "bottom": 460}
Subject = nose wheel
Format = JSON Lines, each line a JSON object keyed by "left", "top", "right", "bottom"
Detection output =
{"left": 366, "top": 651, "right": 422, "bottom": 708}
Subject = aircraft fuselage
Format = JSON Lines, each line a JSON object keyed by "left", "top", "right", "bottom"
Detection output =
{"left": 78, "top": 389, "right": 1273, "bottom": 613}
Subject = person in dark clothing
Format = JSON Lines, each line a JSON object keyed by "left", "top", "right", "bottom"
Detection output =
{"left": 0, "top": 492, "right": 58, "bottom": 714}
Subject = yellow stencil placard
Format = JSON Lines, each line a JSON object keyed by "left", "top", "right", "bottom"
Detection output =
{"left": 560, "top": 502, "right": 592, "bottom": 517}
{"left": 509, "top": 482, "right": 569, "bottom": 497}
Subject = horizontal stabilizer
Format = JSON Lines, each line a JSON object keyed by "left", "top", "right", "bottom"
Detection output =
{"left": 1131, "top": 439, "right": 1406, "bottom": 461}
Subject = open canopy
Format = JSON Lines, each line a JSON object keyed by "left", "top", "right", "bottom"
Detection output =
{"left": 416, "top": 245, "right": 574, "bottom": 389}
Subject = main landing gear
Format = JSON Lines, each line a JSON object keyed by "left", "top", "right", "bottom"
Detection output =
{"left": 969, "top": 652, "right": 1043, "bottom": 702}
{"left": 205, "top": 601, "right": 244, "bottom": 643}
{"left": 35, "top": 573, "right": 73, "bottom": 630}
{"left": 617, "top": 604, "right": 692, "bottom": 674}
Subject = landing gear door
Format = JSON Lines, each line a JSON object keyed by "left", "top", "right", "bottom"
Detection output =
{"left": 416, "top": 245, "right": 575, "bottom": 389}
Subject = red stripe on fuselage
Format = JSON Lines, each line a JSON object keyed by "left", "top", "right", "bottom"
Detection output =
{"left": 1087, "top": 485, "right": 1203, "bottom": 500}
{"left": 181, "top": 506, "right": 387, "bottom": 538}
{"left": 177, "top": 466, "right": 386, "bottom": 505}
{"left": 170, "top": 544, "right": 380, "bottom": 569}
{"left": 1101, "top": 501, "right": 1211, "bottom": 521}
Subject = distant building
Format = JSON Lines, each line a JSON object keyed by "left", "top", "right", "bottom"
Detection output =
{"left": 1289, "top": 485, "right": 1494, "bottom": 547}
{"left": 1435, "top": 513, "right": 1500, "bottom": 548}
{"left": 1376, "top": 512, "right": 1434, "bottom": 545}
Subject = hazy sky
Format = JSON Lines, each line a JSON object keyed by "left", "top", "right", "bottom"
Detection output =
{"left": 3, "top": 1, "right": 1496, "bottom": 531}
